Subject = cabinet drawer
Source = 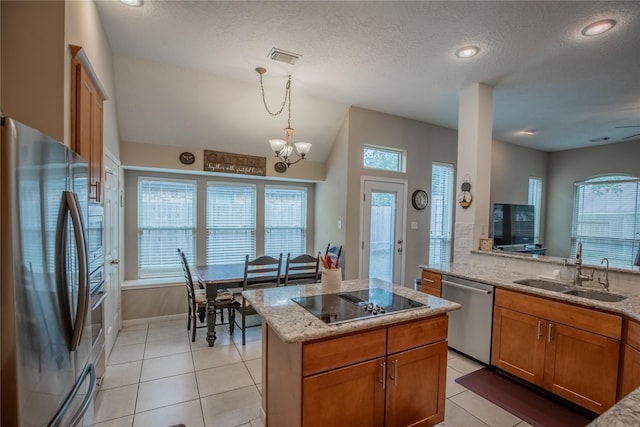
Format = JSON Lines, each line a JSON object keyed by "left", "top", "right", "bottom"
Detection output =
{"left": 495, "top": 288, "right": 621, "bottom": 340}
{"left": 387, "top": 315, "right": 447, "bottom": 354}
{"left": 303, "top": 329, "right": 387, "bottom": 376}
{"left": 628, "top": 319, "right": 640, "bottom": 351}
{"left": 421, "top": 270, "right": 442, "bottom": 296}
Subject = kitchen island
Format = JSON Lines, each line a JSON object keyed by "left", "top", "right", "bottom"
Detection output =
{"left": 242, "top": 278, "right": 460, "bottom": 427}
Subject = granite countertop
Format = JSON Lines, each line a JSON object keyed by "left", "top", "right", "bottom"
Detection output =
{"left": 587, "top": 387, "right": 640, "bottom": 426}
{"left": 241, "top": 277, "right": 460, "bottom": 344}
{"left": 420, "top": 262, "right": 640, "bottom": 322}
{"left": 420, "top": 262, "right": 640, "bottom": 426}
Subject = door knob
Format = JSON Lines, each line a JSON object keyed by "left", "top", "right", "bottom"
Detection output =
{"left": 110, "top": 259, "right": 120, "bottom": 265}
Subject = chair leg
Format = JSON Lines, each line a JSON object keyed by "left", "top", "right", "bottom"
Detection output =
{"left": 191, "top": 308, "right": 197, "bottom": 343}
{"left": 219, "top": 307, "right": 225, "bottom": 325}
{"left": 240, "top": 304, "right": 246, "bottom": 345}
{"left": 228, "top": 306, "right": 235, "bottom": 335}
{"left": 187, "top": 304, "right": 192, "bottom": 331}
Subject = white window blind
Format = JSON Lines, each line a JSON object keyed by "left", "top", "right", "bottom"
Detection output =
{"left": 206, "top": 183, "right": 256, "bottom": 264}
{"left": 528, "top": 177, "right": 542, "bottom": 244}
{"left": 572, "top": 175, "right": 640, "bottom": 268}
{"left": 265, "top": 186, "right": 307, "bottom": 258}
{"left": 138, "top": 178, "right": 196, "bottom": 277}
{"left": 429, "top": 163, "right": 454, "bottom": 264}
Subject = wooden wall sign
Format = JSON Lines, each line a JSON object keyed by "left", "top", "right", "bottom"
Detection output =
{"left": 204, "top": 150, "right": 266, "bottom": 176}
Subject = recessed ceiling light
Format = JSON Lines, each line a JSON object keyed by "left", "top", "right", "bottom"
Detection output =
{"left": 455, "top": 46, "right": 480, "bottom": 59}
{"left": 120, "top": 0, "right": 143, "bottom": 6}
{"left": 582, "top": 19, "right": 616, "bottom": 36}
{"left": 522, "top": 129, "right": 536, "bottom": 135}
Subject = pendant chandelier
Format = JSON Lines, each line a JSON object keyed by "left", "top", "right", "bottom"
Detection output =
{"left": 256, "top": 67, "right": 311, "bottom": 169}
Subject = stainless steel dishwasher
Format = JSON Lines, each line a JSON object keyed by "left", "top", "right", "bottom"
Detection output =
{"left": 441, "top": 275, "right": 495, "bottom": 364}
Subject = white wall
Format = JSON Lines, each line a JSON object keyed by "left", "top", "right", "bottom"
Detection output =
{"left": 490, "top": 139, "right": 548, "bottom": 242}
{"left": 546, "top": 139, "right": 640, "bottom": 257}
{"left": 345, "top": 107, "right": 458, "bottom": 285}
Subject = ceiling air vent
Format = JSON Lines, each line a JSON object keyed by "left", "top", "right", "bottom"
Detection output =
{"left": 269, "top": 48, "right": 301, "bottom": 65}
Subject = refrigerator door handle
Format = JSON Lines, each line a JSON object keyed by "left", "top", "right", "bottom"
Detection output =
{"left": 55, "top": 191, "right": 89, "bottom": 351}
{"left": 68, "top": 191, "right": 89, "bottom": 352}
{"left": 47, "top": 363, "right": 96, "bottom": 427}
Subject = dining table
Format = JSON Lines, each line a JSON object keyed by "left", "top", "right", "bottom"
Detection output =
{"left": 195, "top": 263, "right": 246, "bottom": 347}
{"left": 195, "top": 261, "right": 321, "bottom": 346}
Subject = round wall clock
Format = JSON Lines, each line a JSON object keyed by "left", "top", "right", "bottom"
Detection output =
{"left": 411, "top": 189, "right": 429, "bottom": 210}
{"left": 179, "top": 151, "right": 195, "bottom": 165}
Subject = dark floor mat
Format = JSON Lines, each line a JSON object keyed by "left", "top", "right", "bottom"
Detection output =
{"left": 455, "top": 368, "right": 596, "bottom": 427}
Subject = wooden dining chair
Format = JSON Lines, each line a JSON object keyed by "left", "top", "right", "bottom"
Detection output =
{"left": 178, "top": 249, "right": 235, "bottom": 342}
{"left": 233, "top": 254, "right": 282, "bottom": 345}
{"left": 284, "top": 253, "right": 320, "bottom": 286}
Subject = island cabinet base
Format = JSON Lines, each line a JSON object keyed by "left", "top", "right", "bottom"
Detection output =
{"left": 265, "top": 315, "right": 448, "bottom": 427}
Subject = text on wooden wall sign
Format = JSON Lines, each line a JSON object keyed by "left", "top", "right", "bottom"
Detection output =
{"left": 204, "top": 150, "right": 266, "bottom": 176}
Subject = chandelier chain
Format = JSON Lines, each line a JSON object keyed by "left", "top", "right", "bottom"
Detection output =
{"left": 258, "top": 73, "right": 292, "bottom": 118}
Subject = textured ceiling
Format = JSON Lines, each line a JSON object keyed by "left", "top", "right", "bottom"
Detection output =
{"left": 95, "top": 0, "right": 640, "bottom": 162}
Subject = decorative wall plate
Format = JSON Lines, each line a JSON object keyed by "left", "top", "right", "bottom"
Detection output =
{"left": 274, "top": 161, "right": 287, "bottom": 173}
{"left": 179, "top": 151, "right": 195, "bottom": 165}
{"left": 411, "top": 189, "right": 429, "bottom": 210}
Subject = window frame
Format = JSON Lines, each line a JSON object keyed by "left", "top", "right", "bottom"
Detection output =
{"left": 363, "top": 144, "right": 407, "bottom": 173}
{"left": 571, "top": 174, "right": 640, "bottom": 268}
{"left": 205, "top": 181, "right": 257, "bottom": 265}
{"left": 137, "top": 176, "right": 197, "bottom": 278}
{"left": 429, "top": 162, "right": 454, "bottom": 264}
{"left": 528, "top": 176, "right": 542, "bottom": 245}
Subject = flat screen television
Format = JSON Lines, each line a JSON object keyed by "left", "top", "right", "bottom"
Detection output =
{"left": 492, "top": 203, "right": 535, "bottom": 246}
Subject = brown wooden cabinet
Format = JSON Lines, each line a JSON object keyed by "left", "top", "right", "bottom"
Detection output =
{"left": 269, "top": 315, "right": 448, "bottom": 427}
{"left": 620, "top": 319, "right": 640, "bottom": 398}
{"left": 71, "top": 45, "right": 106, "bottom": 203}
{"left": 421, "top": 269, "right": 442, "bottom": 297}
{"left": 492, "top": 288, "right": 621, "bottom": 414}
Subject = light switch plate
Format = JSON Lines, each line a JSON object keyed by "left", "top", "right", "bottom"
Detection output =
{"left": 411, "top": 221, "right": 418, "bottom": 230}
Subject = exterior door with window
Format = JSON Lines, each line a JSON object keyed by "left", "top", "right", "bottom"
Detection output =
{"left": 361, "top": 179, "right": 406, "bottom": 284}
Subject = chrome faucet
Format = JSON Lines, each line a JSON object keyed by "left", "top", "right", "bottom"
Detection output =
{"left": 598, "top": 257, "right": 610, "bottom": 291}
{"left": 574, "top": 242, "right": 593, "bottom": 286}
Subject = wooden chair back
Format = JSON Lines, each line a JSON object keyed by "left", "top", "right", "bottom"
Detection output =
{"left": 243, "top": 254, "right": 283, "bottom": 290}
{"left": 284, "top": 253, "right": 320, "bottom": 286}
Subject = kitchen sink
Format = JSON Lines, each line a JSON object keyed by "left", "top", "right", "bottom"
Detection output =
{"left": 562, "top": 288, "right": 627, "bottom": 302}
{"left": 513, "top": 278, "right": 572, "bottom": 292}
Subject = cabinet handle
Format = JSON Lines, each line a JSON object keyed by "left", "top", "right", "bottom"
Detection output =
{"left": 537, "top": 320, "right": 542, "bottom": 340}
{"left": 422, "top": 278, "right": 435, "bottom": 283}
{"left": 547, "top": 323, "right": 553, "bottom": 343}
{"left": 379, "top": 362, "right": 386, "bottom": 390}
{"left": 391, "top": 359, "right": 398, "bottom": 385}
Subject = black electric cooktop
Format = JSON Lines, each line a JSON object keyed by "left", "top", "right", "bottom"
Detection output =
{"left": 291, "top": 288, "right": 427, "bottom": 325}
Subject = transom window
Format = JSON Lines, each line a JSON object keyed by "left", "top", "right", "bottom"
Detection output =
{"left": 572, "top": 175, "right": 640, "bottom": 268}
{"left": 138, "top": 178, "right": 196, "bottom": 277}
{"left": 363, "top": 145, "right": 406, "bottom": 172}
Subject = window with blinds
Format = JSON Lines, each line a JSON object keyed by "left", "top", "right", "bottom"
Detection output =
{"left": 206, "top": 183, "right": 256, "bottom": 264}
{"left": 265, "top": 186, "right": 307, "bottom": 258}
{"left": 572, "top": 175, "right": 640, "bottom": 268}
{"left": 429, "top": 163, "right": 454, "bottom": 264}
{"left": 138, "top": 178, "right": 197, "bottom": 277}
{"left": 528, "top": 177, "right": 542, "bottom": 244}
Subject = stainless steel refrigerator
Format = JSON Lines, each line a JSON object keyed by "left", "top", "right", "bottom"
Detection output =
{"left": 1, "top": 117, "right": 96, "bottom": 426}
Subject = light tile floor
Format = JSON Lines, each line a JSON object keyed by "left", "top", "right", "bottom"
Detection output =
{"left": 90, "top": 318, "right": 534, "bottom": 427}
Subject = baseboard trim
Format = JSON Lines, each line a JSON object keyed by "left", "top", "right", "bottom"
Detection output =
{"left": 122, "top": 313, "right": 186, "bottom": 328}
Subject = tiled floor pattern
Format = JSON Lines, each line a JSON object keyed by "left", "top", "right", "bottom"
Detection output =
{"left": 91, "top": 317, "right": 534, "bottom": 427}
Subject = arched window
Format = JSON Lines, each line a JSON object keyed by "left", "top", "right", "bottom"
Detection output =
{"left": 572, "top": 175, "right": 640, "bottom": 268}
